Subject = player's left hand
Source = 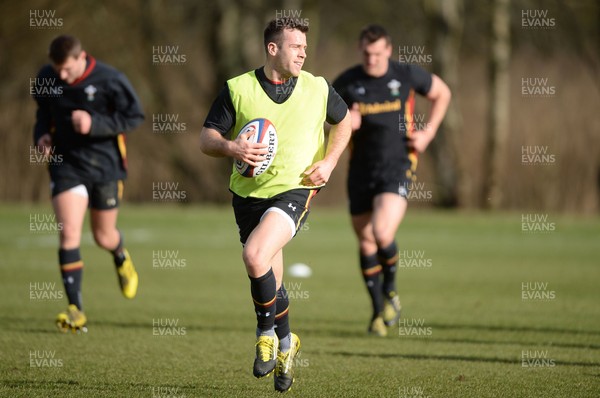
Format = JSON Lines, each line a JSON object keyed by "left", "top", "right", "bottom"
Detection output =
{"left": 349, "top": 103, "right": 362, "bottom": 131}
{"left": 72, "top": 110, "right": 92, "bottom": 135}
{"left": 301, "top": 159, "right": 335, "bottom": 187}
{"left": 408, "top": 129, "right": 434, "bottom": 153}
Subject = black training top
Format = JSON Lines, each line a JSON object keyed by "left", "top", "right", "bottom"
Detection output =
{"left": 203, "top": 67, "right": 348, "bottom": 135}
{"left": 32, "top": 56, "right": 144, "bottom": 182}
{"left": 333, "top": 60, "right": 432, "bottom": 178}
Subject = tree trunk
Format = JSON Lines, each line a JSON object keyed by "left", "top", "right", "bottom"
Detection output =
{"left": 483, "top": 0, "right": 511, "bottom": 209}
{"left": 424, "top": 0, "right": 464, "bottom": 207}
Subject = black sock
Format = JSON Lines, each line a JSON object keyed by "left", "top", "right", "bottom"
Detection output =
{"left": 249, "top": 268, "right": 277, "bottom": 336}
{"left": 360, "top": 253, "right": 383, "bottom": 319}
{"left": 378, "top": 242, "right": 399, "bottom": 298}
{"left": 111, "top": 232, "right": 125, "bottom": 267}
{"left": 275, "top": 284, "right": 291, "bottom": 350}
{"left": 59, "top": 248, "right": 83, "bottom": 310}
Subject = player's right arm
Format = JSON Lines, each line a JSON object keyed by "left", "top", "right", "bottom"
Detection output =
{"left": 332, "top": 71, "right": 361, "bottom": 132}
{"left": 34, "top": 108, "right": 53, "bottom": 155}
{"left": 32, "top": 67, "right": 53, "bottom": 155}
{"left": 200, "top": 85, "right": 266, "bottom": 166}
{"left": 199, "top": 127, "right": 266, "bottom": 166}
{"left": 349, "top": 103, "right": 361, "bottom": 131}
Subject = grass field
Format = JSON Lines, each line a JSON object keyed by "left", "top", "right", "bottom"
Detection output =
{"left": 1, "top": 204, "right": 599, "bottom": 397}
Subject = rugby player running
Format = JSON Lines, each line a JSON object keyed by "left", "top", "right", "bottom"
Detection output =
{"left": 200, "top": 18, "right": 351, "bottom": 392}
{"left": 333, "top": 25, "right": 451, "bottom": 336}
{"left": 33, "top": 35, "right": 144, "bottom": 333}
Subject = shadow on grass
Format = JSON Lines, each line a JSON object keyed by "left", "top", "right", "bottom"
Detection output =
{"left": 1, "top": 378, "right": 273, "bottom": 397}
{"left": 426, "top": 322, "right": 600, "bottom": 337}
{"left": 300, "top": 320, "right": 600, "bottom": 340}
{"left": 299, "top": 321, "right": 600, "bottom": 352}
{"left": 328, "top": 351, "right": 600, "bottom": 368}
{"left": 0, "top": 379, "right": 198, "bottom": 393}
{"left": 398, "top": 336, "right": 600, "bottom": 351}
{"left": 92, "top": 320, "right": 248, "bottom": 334}
{"left": 1, "top": 316, "right": 246, "bottom": 334}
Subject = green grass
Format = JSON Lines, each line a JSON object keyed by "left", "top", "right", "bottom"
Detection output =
{"left": 1, "top": 204, "right": 599, "bottom": 397}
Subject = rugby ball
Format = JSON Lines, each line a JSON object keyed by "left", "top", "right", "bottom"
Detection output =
{"left": 288, "top": 263, "right": 312, "bottom": 278}
{"left": 234, "top": 118, "right": 277, "bottom": 177}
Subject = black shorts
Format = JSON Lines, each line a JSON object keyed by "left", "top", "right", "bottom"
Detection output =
{"left": 51, "top": 179, "right": 123, "bottom": 210}
{"left": 232, "top": 189, "right": 319, "bottom": 244}
{"left": 347, "top": 171, "right": 410, "bottom": 215}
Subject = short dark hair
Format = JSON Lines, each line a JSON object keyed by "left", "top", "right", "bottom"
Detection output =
{"left": 359, "top": 24, "right": 391, "bottom": 46}
{"left": 49, "top": 35, "right": 82, "bottom": 64}
{"left": 264, "top": 18, "right": 309, "bottom": 52}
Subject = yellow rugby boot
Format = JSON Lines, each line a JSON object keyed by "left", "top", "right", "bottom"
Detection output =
{"left": 116, "top": 249, "right": 138, "bottom": 299}
{"left": 368, "top": 315, "right": 387, "bottom": 337}
{"left": 383, "top": 292, "right": 402, "bottom": 326}
{"left": 274, "top": 333, "right": 301, "bottom": 392}
{"left": 56, "top": 304, "right": 87, "bottom": 334}
{"left": 253, "top": 334, "right": 278, "bottom": 378}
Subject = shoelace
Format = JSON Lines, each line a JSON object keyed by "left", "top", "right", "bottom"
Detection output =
{"left": 256, "top": 337, "right": 275, "bottom": 362}
{"left": 276, "top": 351, "right": 291, "bottom": 375}
{"left": 67, "top": 308, "right": 84, "bottom": 324}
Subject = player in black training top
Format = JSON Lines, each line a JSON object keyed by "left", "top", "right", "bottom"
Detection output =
{"left": 32, "top": 35, "right": 144, "bottom": 333}
{"left": 333, "top": 25, "right": 451, "bottom": 336}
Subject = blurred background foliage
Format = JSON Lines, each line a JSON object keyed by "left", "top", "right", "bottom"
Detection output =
{"left": 1, "top": 0, "right": 599, "bottom": 213}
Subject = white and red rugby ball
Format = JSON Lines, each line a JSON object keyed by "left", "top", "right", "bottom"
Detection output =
{"left": 234, "top": 118, "right": 278, "bottom": 177}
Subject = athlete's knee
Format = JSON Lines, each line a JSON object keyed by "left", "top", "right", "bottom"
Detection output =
{"left": 372, "top": 226, "right": 395, "bottom": 249}
{"left": 242, "top": 245, "right": 267, "bottom": 273}
{"left": 59, "top": 223, "right": 82, "bottom": 248}
{"left": 358, "top": 237, "right": 377, "bottom": 256}
{"left": 92, "top": 228, "right": 117, "bottom": 250}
